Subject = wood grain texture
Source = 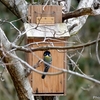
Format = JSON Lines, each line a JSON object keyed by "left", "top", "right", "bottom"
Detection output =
{"left": 28, "top": 5, "right": 62, "bottom": 24}
{"left": 27, "top": 38, "right": 67, "bottom": 96}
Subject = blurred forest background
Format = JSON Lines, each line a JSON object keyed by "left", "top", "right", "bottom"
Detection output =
{"left": 0, "top": 0, "right": 100, "bottom": 100}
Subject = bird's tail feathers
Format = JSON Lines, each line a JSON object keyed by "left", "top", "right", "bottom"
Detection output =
{"left": 41, "top": 65, "right": 49, "bottom": 79}
{"left": 41, "top": 74, "right": 45, "bottom": 79}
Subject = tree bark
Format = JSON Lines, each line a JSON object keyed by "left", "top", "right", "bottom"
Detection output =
{"left": 0, "top": 28, "right": 34, "bottom": 100}
{"left": 1, "top": 54, "right": 28, "bottom": 100}
{"left": 0, "top": 0, "right": 100, "bottom": 100}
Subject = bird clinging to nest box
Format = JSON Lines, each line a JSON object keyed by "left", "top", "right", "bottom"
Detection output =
{"left": 24, "top": 5, "right": 70, "bottom": 96}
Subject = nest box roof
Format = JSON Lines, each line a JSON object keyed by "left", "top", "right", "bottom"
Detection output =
{"left": 24, "top": 23, "right": 70, "bottom": 38}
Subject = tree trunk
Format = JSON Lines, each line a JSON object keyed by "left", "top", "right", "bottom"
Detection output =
{"left": 0, "top": 51, "right": 29, "bottom": 100}
{"left": 0, "top": 0, "right": 100, "bottom": 100}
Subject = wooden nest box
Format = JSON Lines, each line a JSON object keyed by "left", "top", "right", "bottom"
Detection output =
{"left": 24, "top": 5, "right": 70, "bottom": 96}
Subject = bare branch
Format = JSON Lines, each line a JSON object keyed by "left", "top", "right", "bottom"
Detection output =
{"left": 63, "top": 7, "right": 100, "bottom": 20}
{"left": 0, "top": 19, "right": 22, "bottom": 35}
{"left": 96, "top": 33, "right": 100, "bottom": 64}
{"left": 11, "top": 38, "right": 100, "bottom": 52}
{"left": 65, "top": 0, "right": 71, "bottom": 12}
{"left": 67, "top": 0, "right": 94, "bottom": 35}
{"left": 0, "top": 28, "right": 11, "bottom": 50}
{"left": 6, "top": 49, "right": 100, "bottom": 85}
{"left": 0, "top": 27, "right": 34, "bottom": 100}
{"left": 0, "top": 66, "right": 5, "bottom": 81}
{"left": 63, "top": 0, "right": 100, "bottom": 20}
{"left": 67, "top": 70, "right": 100, "bottom": 85}
{"left": 0, "top": 0, "right": 28, "bottom": 22}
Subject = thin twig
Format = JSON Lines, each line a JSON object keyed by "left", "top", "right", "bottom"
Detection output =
{"left": 33, "top": 60, "right": 43, "bottom": 69}
{"left": 43, "top": 0, "right": 50, "bottom": 10}
{"left": 0, "top": 66, "right": 5, "bottom": 81}
{"left": 12, "top": 38, "right": 100, "bottom": 52}
{"left": 67, "top": 54, "right": 87, "bottom": 76}
{"left": 6, "top": 51, "right": 100, "bottom": 85}
{"left": 96, "top": 33, "right": 100, "bottom": 64}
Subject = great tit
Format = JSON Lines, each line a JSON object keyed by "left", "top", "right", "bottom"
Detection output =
{"left": 41, "top": 51, "right": 52, "bottom": 79}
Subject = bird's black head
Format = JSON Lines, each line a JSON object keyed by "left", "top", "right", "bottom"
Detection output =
{"left": 43, "top": 51, "right": 51, "bottom": 56}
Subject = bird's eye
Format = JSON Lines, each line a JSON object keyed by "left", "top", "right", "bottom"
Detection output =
{"left": 43, "top": 51, "right": 51, "bottom": 56}
{"left": 49, "top": 54, "right": 51, "bottom": 56}
{"left": 44, "top": 54, "right": 46, "bottom": 56}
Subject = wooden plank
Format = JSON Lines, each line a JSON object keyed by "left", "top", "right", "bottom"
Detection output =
{"left": 37, "top": 17, "right": 54, "bottom": 24}
{"left": 28, "top": 5, "right": 62, "bottom": 24}
{"left": 27, "top": 38, "right": 67, "bottom": 95}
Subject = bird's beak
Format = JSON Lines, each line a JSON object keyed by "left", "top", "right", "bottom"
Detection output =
{"left": 45, "top": 55, "right": 49, "bottom": 57}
